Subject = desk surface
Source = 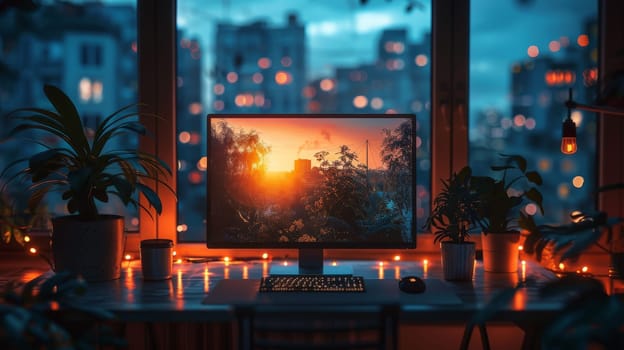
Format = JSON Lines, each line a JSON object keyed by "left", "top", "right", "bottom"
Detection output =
{"left": 1, "top": 255, "right": 563, "bottom": 323}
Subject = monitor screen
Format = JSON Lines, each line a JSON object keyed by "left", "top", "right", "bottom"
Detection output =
{"left": 206, "top": 114, "right": 416, "bottom": 270}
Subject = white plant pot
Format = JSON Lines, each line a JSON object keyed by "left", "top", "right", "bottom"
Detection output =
{"left": 52, "top": 215, "right": 124, "bottom": 281}
{"left": 481, "top": 231, "right": 521, "bottom": 273}
{"left": 440, "top": 241, "right": 475, "bottom": 281}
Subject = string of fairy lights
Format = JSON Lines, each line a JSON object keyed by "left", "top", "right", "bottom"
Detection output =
{"left": 19, "top": 234, "right": 595, "bottom": 281}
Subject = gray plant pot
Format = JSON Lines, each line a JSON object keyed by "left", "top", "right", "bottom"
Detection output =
{"left": 440, "top": 241, "right": 475, "bottom": 281}
{"left": 52, "top": 215, "right": 124, "bottom": 281}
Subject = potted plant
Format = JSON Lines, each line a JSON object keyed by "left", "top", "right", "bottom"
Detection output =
{"left": 523, "top": 183, "right": 624, "bottom": 275}
{"left": 471, "top": 274, "right": 624, "bottom": 350}
{"left": 1, "top": 271, "right": 126, "bottom": 349}
{"left": 0, "top": 190, "right": 27, "bottom": 250}
{"left": 425, "top": 166, "right": 481, "bottom": 281}
{"left": 0, "top": 186, "right": 49, "bottom": 251}
{"left": 1, "top": 84, "right": 173, "bottom": 281}
{"left": 471, "top": 154, "right": 544, "bottom": 273}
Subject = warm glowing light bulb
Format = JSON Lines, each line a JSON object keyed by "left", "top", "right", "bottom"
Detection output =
{"left": 223, "top": 256, "right": 230, "bottom": 263}
{"left": 378, "top": 261, "right": 384, "bottom": 267}
{"left": 24, "top": 235, "right": 31, "bottom": 243}
{"left": 561, "top": 116, "right": 577, "bottom": 155}
{"left": 261, "top": 253, "right": 269, "bottom": 260}
{"left": 172, "top": 250, "right": 177, "bottom": 256}
{"left": 125, "top": 254, "right": 132, "bottom": 260}
{"left": 582, "top": 266, "right": 588, "bottom": 273}
{"left": 559, "top": 263, "right": 565, "bottom": 270}
{"left": 518, "top": 245, "right": 523, "bottom": 251}
{"left": 393, "top": 255, "right": 401, "bottom": 261}
{"left": 29, "top": 247, "right": 37, "bottom": 254}
{"left": 561, "top": 137, "right": 577, "bottom": 154}
{"left": 176, "top": 258, "right": 183, "bottom": 264}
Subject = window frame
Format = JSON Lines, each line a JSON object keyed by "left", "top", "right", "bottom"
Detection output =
{"left": 597, "top": 0, "right": 624, "bottom": 228}
{"left": 135, "top": 0, "right": 619, "bottom": 258}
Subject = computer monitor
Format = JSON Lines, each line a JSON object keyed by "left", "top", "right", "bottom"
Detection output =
{"left": 207, "top": 114, "right": 416, "bottom": 274}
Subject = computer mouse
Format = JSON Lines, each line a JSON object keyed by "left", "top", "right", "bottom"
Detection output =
{"left": 399, "top": 276, "right": 426, "bottom": 294}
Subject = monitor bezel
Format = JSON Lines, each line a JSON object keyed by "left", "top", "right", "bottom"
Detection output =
{"left": 206, "top": 113, "right": 417, "bottom": 249}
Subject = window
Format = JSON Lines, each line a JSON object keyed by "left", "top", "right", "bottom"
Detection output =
{"left": 80, "top": 43, "right": 103, "bottom": 66}
{"left": 469, "top": 0, "right": 598, "bottom": 225}
{"left": 139, "top": 0, "right": 624, "bottom": 260}
{"left": 3, "top": 1, "right": 616, "bottom": 259}
{"left": 139, "top": 0, "right": 616, "bottom": 257}
{"left": 175, "top": 0, "right": 433, "bottom": 244}
{"left": 0, "top": 1, "right": 139, "bottom": 233}
{"left": 78, "top": 77, "right": 105, "bottom": 103}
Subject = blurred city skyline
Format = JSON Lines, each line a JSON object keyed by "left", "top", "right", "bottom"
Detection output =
{"left": 0, "top": 0, "right": 598, "bottom": 242}
{"left": 175, "top": 0, "right": 595, "bottom": 115}
{"left": 92, "top": 0, "right": 596, "bottom": 115}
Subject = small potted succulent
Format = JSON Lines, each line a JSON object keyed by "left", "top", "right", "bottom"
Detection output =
{"left": 1, "top": 84, "right": 173, "bottom": 281}
{"left": 425, "top": 166, "right": 481, "bottom": 281}
{"left": 471, "top": 154, "right": 544, "bottom": 273}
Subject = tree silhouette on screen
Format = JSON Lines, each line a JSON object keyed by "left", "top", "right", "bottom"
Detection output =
{"left": 381, "top": 121, "right": 413, "bottom": 241}
{"left": 305, "top": 146, "right": 369, "bottom": 232}
{"left": 210, "top": 121, "right": 271, "bottom": 240}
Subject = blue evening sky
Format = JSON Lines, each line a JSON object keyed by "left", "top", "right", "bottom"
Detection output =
{"left": 100, "top": 0, "right": 597, "bottom": 115}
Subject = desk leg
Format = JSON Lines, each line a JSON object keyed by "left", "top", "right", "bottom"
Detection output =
{"left": 478, "top": 324, "right": 491, "bottom": 350}
{"left": 520, "top": 326, "right": 541, "bottom": 350}
{"left": 236, "top": 308, "right": 253, "bottom": 350}
{"left": 145, "top": 322, "right": 154, "bottom": 349}
{"left": 460, "top": 323, "right": 491, "bottom": 350}
{"left": 381, "top": 304, "right": 399, "bottom": 350}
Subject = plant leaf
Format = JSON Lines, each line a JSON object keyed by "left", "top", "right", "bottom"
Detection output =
{"left": 42, "top": 85, "right": 90, "bottom": 156}
{"left": 136, "top": 182, "right": 162, "bottom": 214}
{"left": 524, "top": 171, "right": 543, "bottom": 185}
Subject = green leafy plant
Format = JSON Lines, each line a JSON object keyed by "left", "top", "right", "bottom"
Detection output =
{"left": 471, "top": 154, "right": 544, "bottom": 234}
{"left": 0, "top": 272, "right": 126, "bottom": 349}
{"left": 0, "top": 188, "right": 54, "bottom": 269}
{"left": 470, "top": 274, "right": 624, "bottom": 350}
{"left": 0, "top": 191, "right": 27, "bottom": 247}
{"left": 1, "top": 84, "right": 173, "bottom": 221}
{"left": 523, "top": 184, "right": 624, "bottom": 263}
{"left": 0, "top": 189, "right": 48, "bottom": 251}
{"left": 425, "top": 166, "right": 481, "bottom": 243}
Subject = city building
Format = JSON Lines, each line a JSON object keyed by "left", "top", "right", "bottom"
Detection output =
{"left": 213, "top": 13, "right": 305, "bottom": 113}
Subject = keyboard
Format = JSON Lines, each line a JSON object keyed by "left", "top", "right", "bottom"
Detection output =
{"left": 259, "top": 274, "right": 366, "bottom": 292}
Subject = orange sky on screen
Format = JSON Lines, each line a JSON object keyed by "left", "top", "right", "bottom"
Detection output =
{"left": 214, "top": 117, "right": 409, "bottom": 172}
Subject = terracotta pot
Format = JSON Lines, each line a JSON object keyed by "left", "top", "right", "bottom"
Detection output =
{"left": 440, "top": 241, "right": 475, "bottom": 281}
{"left": 52, "top": 215, "right": 124, "bottom": 281}
{"left": 481, "top": 231, "right": 521, "bottom": 273}
{"left": 611, "top": 253, "right": 624, "bottom": 279}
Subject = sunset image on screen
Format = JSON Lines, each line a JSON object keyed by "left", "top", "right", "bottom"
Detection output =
{"left": 216, "top": 117, "right": 402, "bottom": 172}
{"left": 208, "top": 116, "right": 415, "bottom": 246}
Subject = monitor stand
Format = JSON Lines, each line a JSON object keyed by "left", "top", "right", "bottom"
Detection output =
{"left": 269, "top": 248, "right": 354, "bottom": 275}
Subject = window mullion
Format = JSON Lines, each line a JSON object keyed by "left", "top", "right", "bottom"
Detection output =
{"left": 598, "top": 0, "right": 624, "bottom": 218}
{"left": 137, "top": 0, "right": 177, "bottom": 251}
{"left": 450, "top": 0, "right": 469, "bottom": 173}
{"left": 431, "top": 0, "right": 469, "bottom": 201}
